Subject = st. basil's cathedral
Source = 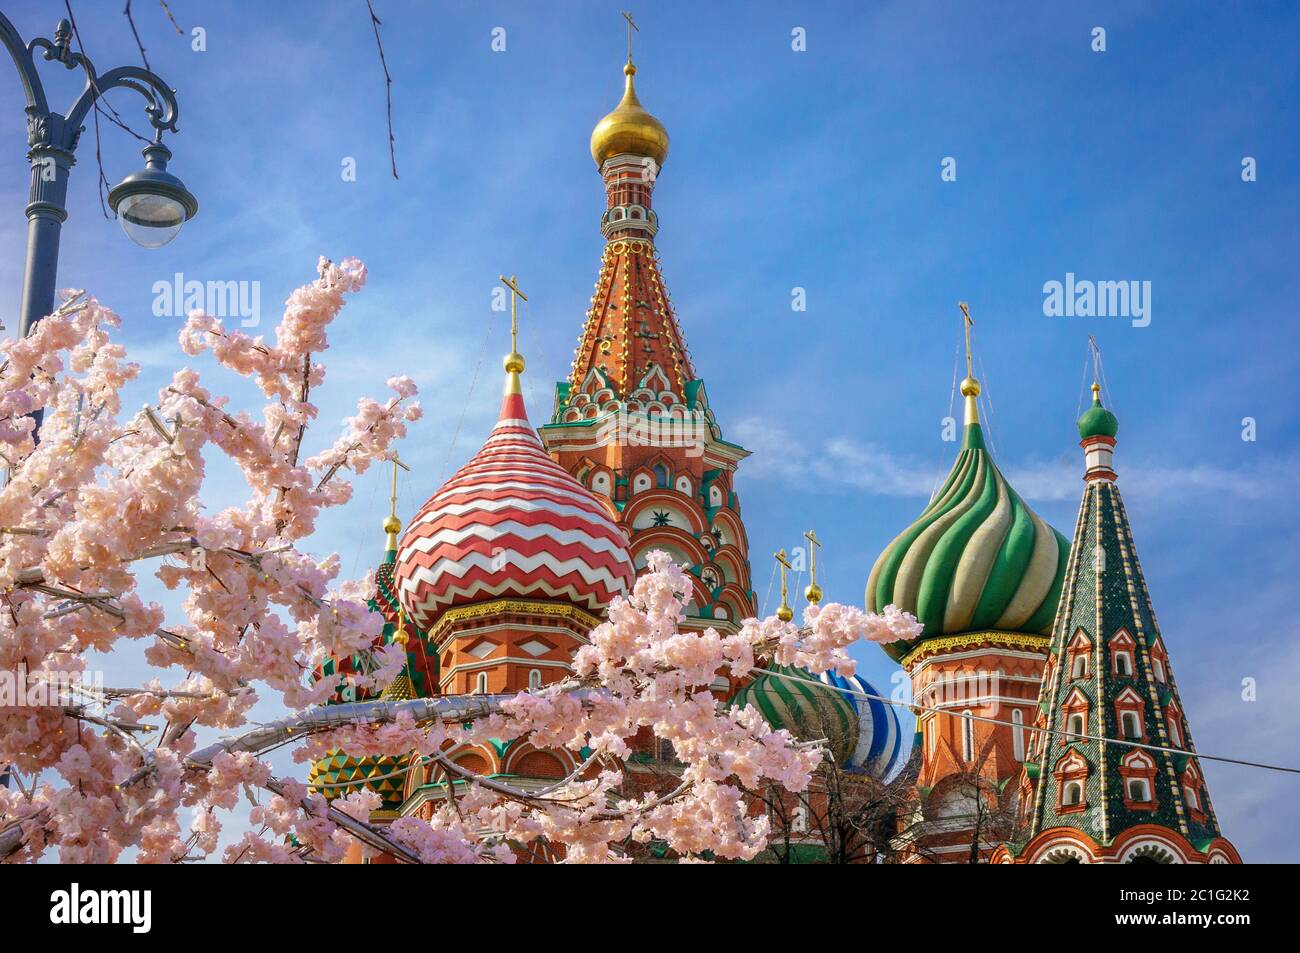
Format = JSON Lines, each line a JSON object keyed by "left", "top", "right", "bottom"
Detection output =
{"left": 307, "top": 36, "right": 1240, "bottom": 865}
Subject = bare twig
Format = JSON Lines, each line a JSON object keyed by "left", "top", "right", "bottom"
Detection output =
{"left": 123, "top": 0, "right": 152, "bottom": 74}
{"left": 158, "top": 0, "right": 184, "bottom": 34}
{"left": 364, "top": 0, "right": 399, "bottom": 179}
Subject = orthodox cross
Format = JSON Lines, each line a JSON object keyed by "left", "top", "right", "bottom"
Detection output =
{"left": 621, "top": 10, "right": 639, "bottom": 64}
{"left": 803, "top": 529, "right": 823, "bottom": 605}
{"left": 498, "top": 274, "right": 528, "bottom": 356}
{"left": 388, "top": 454, "right": 410, "bottom": 523}
{"left": 386, "top": 454, "right": 411, "bottom": 644}
{"left": 1088, "top": 333, "right": 1102, "bottom": 387}
{"left": 774, "top": 549, "right": 794, "bottom": 622}
{"left": 959, "top": 301, "right": 974, "bottom": 378}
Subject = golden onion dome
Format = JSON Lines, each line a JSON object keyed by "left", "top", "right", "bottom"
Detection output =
{"left": 590, "top": 63, "right": 669, "bottom": 168}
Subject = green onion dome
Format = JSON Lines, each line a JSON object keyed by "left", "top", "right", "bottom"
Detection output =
{"left": 865, "top": 405, "right": 1070, "bottom": 663}
{"left": 728, "top": 662, "right": 858, "bottom": 765}
{"left": 308, "top": 537, "right": 421, "bottom": 811}
{"left": 1078, "top": 383, "right": 1119, "bottom": 439}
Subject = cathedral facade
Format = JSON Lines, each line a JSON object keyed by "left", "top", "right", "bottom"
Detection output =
{"left": 309, "top": 39, "right": 1236, "bottom": 865}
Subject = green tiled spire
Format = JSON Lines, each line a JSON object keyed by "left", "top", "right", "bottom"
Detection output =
{"left": 1024, "top": 398, "right": 1224, "bottom": 848}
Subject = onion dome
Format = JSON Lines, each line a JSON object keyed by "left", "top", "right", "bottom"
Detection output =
{"left": 590, "top": 62, "right": 669, "bottom": 168}
{"left": 395, "top": 359, "right": 635, "bottom": 631}
{"left": 1078, "top": 382, "right": 1119, "bottom": 439}
{"left": 818, "top": 670, "right": 910, "bottom": 783}
{"left": 309, "top": 512, "right": 420, "bottom": 810}
{"left": 866, "top": 375, "right": 1070, "bottom": 661}
{"left": 728, "top": 663, "right": 859, "bottom": 766}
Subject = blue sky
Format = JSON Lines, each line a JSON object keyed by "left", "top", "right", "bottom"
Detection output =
{"left": 2, "top": 1, "right": 1297, "bottom": 861}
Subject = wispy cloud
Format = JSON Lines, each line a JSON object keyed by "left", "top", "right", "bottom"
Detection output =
{"left": 736, "top": 417, "right": 1298, "bottom": 507}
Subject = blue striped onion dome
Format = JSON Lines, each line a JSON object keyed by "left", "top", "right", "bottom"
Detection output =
{"left": 817, "top": 670, "right": 910, "bottom": 783}
{"left": 728, "top": 663, "right": 859, "bottom": 767}
{"left": 866, "top": 419, "right": 1069, "bottom": 661}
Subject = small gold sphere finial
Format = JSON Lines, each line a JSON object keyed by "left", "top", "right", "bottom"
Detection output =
{"left": 624, "top": 62, "right": 636, "bottom": 77}
{"left": 960, "top": 376, "right": 981, "bottom": 398}
{"left": 777, "top": 605, "right": 794, "bottom": 623}
{"left": 804, "top": 582, "right": 823, "bottom": 605}
{"left": 392, "top": 625, "right": 409, "bottom": 647}
{"left": 383, "top": 514, "right": 402, "bottom": 535}
{"left": 1091, "top": 381, "right": 1102, "bottom": 400}
{"left": 504, "top": 352, "right": 526, "bottom": 374}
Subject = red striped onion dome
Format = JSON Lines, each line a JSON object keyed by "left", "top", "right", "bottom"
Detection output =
{"left": 395, "top": 369, "right": 635, "bottom": 629}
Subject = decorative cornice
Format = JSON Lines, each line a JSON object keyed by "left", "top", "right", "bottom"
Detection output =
{"left": 900, "top": 630, "right": 1052, "bottom": 669}
{"left": 425, "top": 597, "right": 602, "bottom": 646}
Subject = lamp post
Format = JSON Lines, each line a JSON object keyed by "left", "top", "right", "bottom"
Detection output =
{"left": 0, "top": 14, "right": 198, "bottom": 338}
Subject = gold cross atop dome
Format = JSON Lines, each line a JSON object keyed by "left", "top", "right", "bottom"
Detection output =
{"left": 803, "top": 529, "right": 823, "bottom": 605}
{"left": 499, "top": 274, "right": 528, "bottom": 385}
{"left": 958, "top": 301, "right": 981, "bottom": 426}
{"left": 774, "top": 549, "right": 794, "bottom": 622}
{"left": 383, "top": 454, "right": 410, "bottom": 551}
{"left": 621, "top": 10, "right": 639, "bottom": 65}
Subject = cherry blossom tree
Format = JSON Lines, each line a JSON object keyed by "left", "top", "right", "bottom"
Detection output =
{"left": 0, "top": 259, "right": 920, "bottom": 864}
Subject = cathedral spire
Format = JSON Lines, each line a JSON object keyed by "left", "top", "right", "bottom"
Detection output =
{"left": 539, "top": 29, "right": 755, "bottom": 633}
{"left": 1001, "top": 369, "right": 1240, "bottom": 864}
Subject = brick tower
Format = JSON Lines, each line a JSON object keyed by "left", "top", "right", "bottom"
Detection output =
{"left": 865, "top": 317, "right": 1070, "bottom": 861}
{"left": 539, "top": 46, "right": 756, "bottom": 631}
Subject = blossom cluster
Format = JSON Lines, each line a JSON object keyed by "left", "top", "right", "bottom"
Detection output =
{"left": 0, "top": 261, "right": 918, "bottom": 865}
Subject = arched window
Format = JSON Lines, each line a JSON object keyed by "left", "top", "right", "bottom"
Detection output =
{"left": 1128, "top": 778, "right": 1150, "bottom": 802}
{"left": 653, "top": 463, "right": 669, "bottom": 488}
{"left": 1067, "top": 713, "right": 1085, "bottom": 739}
{"left": 961, "top": 710, "right": 975, "bottom": 763}
{"left": 1168, "top": 718, "right": 1182, "bottom": 748}
{"left": 1071, "top": 654, "right": 1088, "bottom": 679}
{"left": 928, "top": 717, "right": 937, "bottom": 755}
{"left": 791, "top": 804, "right": 808, "bottom": 834}
{"left": 1184, "top": 785, "right": 1199, "bottom": 811}
{"left": 1153, "top": 658, "right": 1166, "bottom": 683}
{"left": 475, "top": 672, "right": 488, "bottom": 695}
{"left": 528, "top": 669, "right": 542, "bottom": 692}
{"left": 1062, "top": 781, "right": 1083, "bottom": 806}
{"left": 1115, "top": 652, "right": 1132, "bottom": 677}
{"left": 1122, "top": 711, "right": 1141, "bottom": 740}
{"left": 1012, "top": 709, "right": 1025, "bottom": 761}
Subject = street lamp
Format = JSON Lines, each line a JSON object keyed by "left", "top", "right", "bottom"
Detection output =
{"left": 1, "top": 14, "right": 198, "bottom": 337}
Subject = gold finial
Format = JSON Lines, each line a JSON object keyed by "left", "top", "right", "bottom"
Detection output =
{"left": 958, "top": 301, "right": 980, "bottom": 426}
{"left": 498, "top": 275, "right": 528, "bottom": 388}
{"left": 384, "top": 455, "right": 410, "bottom": 551}
{"left": 774, "top": 549, "right": 794, "bottom": 622}
{"left": 391, "top": 603, "right": 410, "bottom": 647}
{"left": 621, "top": 10, "right": 639, "bottom": 66}
{"left": 803, "top": 530, "right": 823, "bottom": 605}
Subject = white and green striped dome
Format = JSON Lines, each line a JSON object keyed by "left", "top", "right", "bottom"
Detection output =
{"left": 728, "top": 663, "right": 858, "bottom": 766}
{"left": 866, "top": 413, "right": 1069, "bottom": 662}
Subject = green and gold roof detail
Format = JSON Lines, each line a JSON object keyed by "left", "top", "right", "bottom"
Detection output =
{"left": 308, "top": 506, "right": 434, "bottom": 809}
{"left": 866, "top": 375, "right": 1070, "bottom": 661}
{"left": 307, "top": 751, "right": 408, "bottom": 810}
{"left": 728, "top": 662, "right": 857, "bottom": 766}
{"left": 1025, "top": 396, "right": 1225, "bottom": 848}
